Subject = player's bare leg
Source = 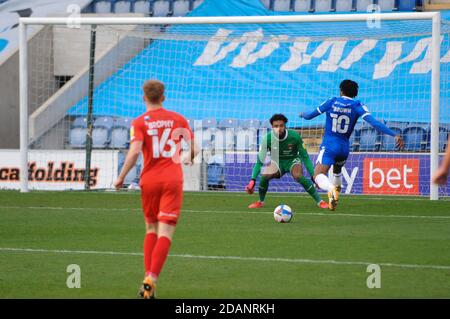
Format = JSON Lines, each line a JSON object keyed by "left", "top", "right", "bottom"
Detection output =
{"left": 248, "top": 162, "right": 280, "bottom": 208}
{"left": 290, "top": 163, "right": 328, "bottom": 209}
{"left": 314, "top": 164, "right": 338, "bottom": 211}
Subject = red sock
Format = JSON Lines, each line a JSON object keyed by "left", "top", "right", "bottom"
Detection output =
{"left": 150, "top": 236, "right": 172, "bottom": 280}
{"left": 143, "top": 232, "right": 158, "bottom": 275}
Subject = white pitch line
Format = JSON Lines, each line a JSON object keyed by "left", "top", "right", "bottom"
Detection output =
{"left": 0, "top": 206, "right": 449, "bottom": 220}
{"left": 1, "top": 247, "right": 449, "bottom": 271}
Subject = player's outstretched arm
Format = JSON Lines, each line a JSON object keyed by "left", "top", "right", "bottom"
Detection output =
{"left": 363, "top": 115, "right": 405, "bottom": 150}
{"left": 114, "top": 141, "right": 142, "bottom": 190}
{"left": 300, "top": 109, "right": 321, "bottom": 120}
{"left": 300, "top": 98, "right": 335, "bottom": 120}
{"left": 433, "top": 135, "right": 450, "bottom": 185}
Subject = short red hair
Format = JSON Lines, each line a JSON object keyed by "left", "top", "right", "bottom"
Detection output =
{"left": 143, "top": 80, "right": 165, "bottom": 103}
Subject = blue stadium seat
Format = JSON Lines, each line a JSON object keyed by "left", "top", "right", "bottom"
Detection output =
{"left": 349, "top": 121, "right": 363, "bottom": 151}
{"left": 152, "top": 0, "right": 173, "bottom": 16}
{"left": 403, "top": 124, "right": 428, "bottom": 152}
{"left": 359, "top": 127, "right": 380, "bottom": 151}
{"left": 134, "top": 0, "right": 151, "bottom": 13}
{"left": 173, "top": 0, "right": 190, "bottom": 16}
{"left": 110, "top": 117, "right": 132, "bottom": 148}
{"left": 273, "top": 0, "right": 292, "bottom": 11}
{"left": 398, "top": 0, "right": 418, "bottom": 11}
{"left": 356, "top": 0, "right": 375, "bottom": 12}
{"left": 335, "top": 0, "right": 353, "bottom": 11}
{"left": 439, "top": 124, "right": 450, "bottom": 152}
{"left": 114, "top": 0, "right": 132, "bottom": 13}
{"left": 380, "top": 126, "right": 402, "bottom": 151}
{"left": 378, "top": 0, "right": 397, "bottom": 11}
{"left": 207, "top": 154, "right": 225, "bottom": 189}
{"left": 202, "top": 118, "right": 217, "bottom": 129}
{"left": 192, "top": 0, "right": 204, "bottom": 9}
{"left": 214, "top": 128, "right": 235, "bottom": 151}
{"left": 315, "top": 0, "right": 333, "bottom": 12}
{"left": 68, "top": 117, "right": 88, "bottom": 148}
{"left": 218, "top": 118, "right": 240, "bottom": 129}
{"left": 92, "top": 116, "right": 114, "bottom": 148}
{"left": 236, "top": 128, "right": 258, "bottom": 151}
{"left": 94, "top": 0, "right": 112, "bottom": 13}
{"left": 293, "top": 0, "right": 311, "bottom": 12}
{"left": 241, "top": 119, "right": 260, "bottom": 129}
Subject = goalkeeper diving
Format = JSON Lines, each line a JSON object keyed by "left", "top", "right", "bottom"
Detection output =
{"left": 246, "top": 114, "right": 328, "bottom": 209}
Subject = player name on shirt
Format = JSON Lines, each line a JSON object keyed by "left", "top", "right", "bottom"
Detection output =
{"left": 145, "top": 120, "right": 174, "bottom": 129}
{"left": 332, "top": 106, "right": 352, "bottom": 114}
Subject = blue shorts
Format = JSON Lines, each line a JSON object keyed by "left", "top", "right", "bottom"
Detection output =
{"left": 316, "top": 140, "right": 349, "bottom": 167}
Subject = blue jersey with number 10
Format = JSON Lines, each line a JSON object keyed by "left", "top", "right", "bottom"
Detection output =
{"left": 318, "top": 96, "right": 369, "bottom": 144}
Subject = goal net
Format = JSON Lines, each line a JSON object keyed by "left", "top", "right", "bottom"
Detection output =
{"left": 16, "top": 13, "right": 450, "bottom": 198}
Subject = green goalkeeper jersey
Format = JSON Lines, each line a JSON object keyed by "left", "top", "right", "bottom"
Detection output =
{"left": 251, "top": 129, "right": 315, "bottom": 179}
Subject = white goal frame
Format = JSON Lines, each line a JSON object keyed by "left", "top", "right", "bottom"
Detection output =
{"left": 18, "top": 12, "right": 441, "bottom": 199}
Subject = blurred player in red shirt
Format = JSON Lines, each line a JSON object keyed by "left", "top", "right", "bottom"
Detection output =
{"left": 114, "top": 80, "right": 199, "bottom": 299}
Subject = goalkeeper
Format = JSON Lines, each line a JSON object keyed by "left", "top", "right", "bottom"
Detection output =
{"left": 246, "top": 114, "right": 328, "bottom": 209}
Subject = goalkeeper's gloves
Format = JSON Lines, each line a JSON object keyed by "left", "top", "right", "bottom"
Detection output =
{"left": 246, "top": 179, "right": 256, "bottom": 194}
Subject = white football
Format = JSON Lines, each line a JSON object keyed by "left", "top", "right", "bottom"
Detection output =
{"left": 273, "top": 205, "right": 293, "bottom": 223}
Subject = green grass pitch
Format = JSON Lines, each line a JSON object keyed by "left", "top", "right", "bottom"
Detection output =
{"left": 0, "top": 190, "right": 449, "bottom": 298}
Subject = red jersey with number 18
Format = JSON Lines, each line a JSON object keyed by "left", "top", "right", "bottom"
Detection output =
{"left": 130, "top": 108, "right": 193, "bottom": 184}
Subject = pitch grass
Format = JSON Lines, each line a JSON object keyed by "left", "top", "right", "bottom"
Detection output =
{"left": 0, "top": 190, "right": 449, "bottom": 298}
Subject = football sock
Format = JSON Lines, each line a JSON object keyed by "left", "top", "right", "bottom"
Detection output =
{"left": 315, "top": 173, "right": 334, "bottom": 192}
{"left": 297, "top": 176, "right": 322, "bottom": 204}
{"left": 144, "top": 232, "right": 158, "bottom": 276}
{"left": 149, "top": 236, "right": 172, "bottom": 280}
{"left": 258, "top": 175, "right": 269, "bottom": 202}
{"left": 332, "top": 173, "right": 343, "bottom": 188}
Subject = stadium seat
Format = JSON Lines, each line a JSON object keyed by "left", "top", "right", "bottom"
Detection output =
{"left": 94, "top": 0, "right": 112, "bottom": 13}
{"left": 218, "top": 118, "right": 240, "bottom": 129}
{"left": 398, "top": 0, "right": 418, "bottom": 11}
{"left": 68, "top": 117, "right": 88, "bottom": 148}
{"left": 439, "top": 125, "right": 449, "bottom": 152}
{"left": 173, "top": 0, "right": 190, "bottom": 16}
{"left": 214, "top": 128, "right": 235, "bottom": 151}
{"left": 152, "top": 0, "right": 172, "bottom": 16}
{"left": 380, "top": 126, "right": 402, "bottom": 151}
{"left": 202, "top": 118, "right": 217, "bottom": 129}
{"left": 359, "top": 127, "right": 380, "bottom": 151}
{"left": 195, "top": 128, "right": 214, "bottom": 150}
{"left": 92, "top": 116, "right": 114, "bottom": 148}
{"left": 273, "top": 0, "right": 292, "bottom": 11}
{"left": 236, "top": 128, "right": 258, "bottom": 151}
{"left": 403, "top": 124, "right": 428, "bottom": 152}
{"left": 207, "top": 154, "right": 225, "bottom": 189}
{"left": 293, "top": 0, "right": 311, "bottom": 12}
{"left": 215, "top": 119, "right": 238, "bottom": 150}
{"left": 356, "top": 0, "right": 375, "bottom": 12}
{"left": 241, "top": 119, "right": 260, "bottom": 130}
{"left": 335, "top": 0, "right": 353, "bottom": 11}
{"left": 378, "top": 0, "right": 397, "bottom": 11}
{"left": 134, "top": 0, "right": 151, "bottom": 14}
{"left": 114, "top": 0, "right": 132, "bottom": 13}
{"left": 349, "top": 121, "right": 363, "bottom": 151}
{"left": 110, "top": 117, "right": 132, "bottom": 148}
{"left": 315, "top": 0, "right": 333, "bottom": 12}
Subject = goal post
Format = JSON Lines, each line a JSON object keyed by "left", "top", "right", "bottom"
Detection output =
{"left": 18, "top": 12, "right": 444, "bottom": 199}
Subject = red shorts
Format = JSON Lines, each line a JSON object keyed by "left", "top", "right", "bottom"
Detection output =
{"left": 140, "top": 181, "right": 183, "bottom": 225}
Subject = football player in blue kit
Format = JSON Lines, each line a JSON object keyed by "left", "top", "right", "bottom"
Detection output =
{"left": 300, "top": 80, "right": 405, "bottom": 211}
